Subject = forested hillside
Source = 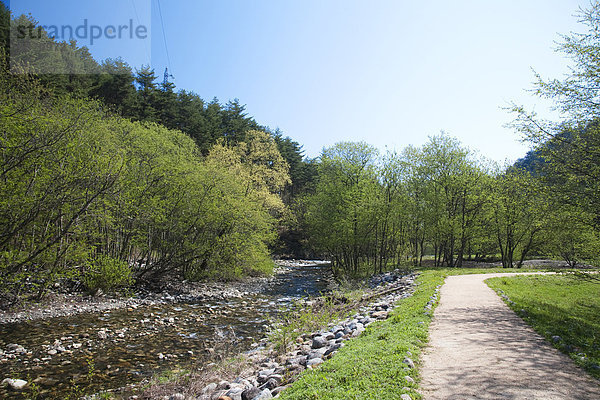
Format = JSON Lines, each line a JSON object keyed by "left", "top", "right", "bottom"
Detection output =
{"left": 1, "top": 2, "right": 600, "bottom": 309}
{"left": 0, "top": 5, "right": 319, "bottom": 306}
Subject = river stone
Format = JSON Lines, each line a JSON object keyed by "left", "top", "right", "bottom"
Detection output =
{"left": 226, "top": 387, "right": 244, "bottom": 400}
{"left": 330, "top": 325, "right": 343, "bottom": 333}
{"left": 241, "top": 386, "right": 260, "bottom": 400}
{"left": 323, "top": 332, "right": 335, "bottom": 340}
{"left": 271, "top": 385, "right": 289, "bottom": 396}
{"left": 203, "top": 382, "right": 218, "bottom": 394}
{"left": 324, "top": 343, "right": 341, "bottom": 357}
{"left": 267, "top": 374, "right": 283, "bottom": 384}
{"left": 405, "top": 375, "right": 415, "bottom": 384}
{"left": 403, "top": 357, "right": 415, "bottom": 369}
{"left": 351, "top": 323, "right": 365, "bottom": 337}
{"left": 257, "top": 369, "right": 275, "bottom": 383}
{"left": 371, "top": 311, "right": 388, "bottom": 319}
{"left": 401, "top": 394, "right": 412, "bottom": 400}
{"left": 252, "top": 389, "right": 273, "bottom": 400}
{"left": 262, "top": 378, "right": 279, "bottom": 390}
{"left": 308, "top": 347, "right": 327, "bottom": 359}
{"left": 218, "top": 380, "right": 231, "bottom": 390}
{"left": 2, "top": 378, "right": 28, "bottom": 391}
{"left": 168, "top": 394, "right": 185, "bottom": 400}
{"left": 311, "top": 336, "right": 327, "bottom": 349}
{"left": 307, "top": 358, "right": 323, "bottom": 367}
{"left": 287, "top": 356, "right": 306, "bottom": 366}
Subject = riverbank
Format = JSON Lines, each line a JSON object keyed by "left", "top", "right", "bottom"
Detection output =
{"left": 134, "top": 270, "right": 418, "bottom": 400}
{"left": 0, "top": 260, "right": 330, "bottom": 325}
{"left": 0, "top": 260, "right": 334, "bottom": 400}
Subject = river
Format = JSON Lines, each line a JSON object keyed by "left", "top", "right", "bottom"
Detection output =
{"left": 0, "top": 261, "right": 333, "bottom": 399}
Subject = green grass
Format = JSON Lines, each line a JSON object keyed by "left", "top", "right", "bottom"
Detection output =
{"left": 278, "top": 267, "right": 588, "bottom": 399}
{"left": 278, "top": 270, "right": 446, "bottom": 400}
{"left": 418, "top": 266, "right": 545, "bottom": 275}
{"left": 486, "top": 274, "right": 600, "bottom": 379}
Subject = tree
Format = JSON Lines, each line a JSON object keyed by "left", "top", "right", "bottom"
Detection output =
{"left": 133, "top": 65, "right": 158, "bottom": 121}
{"left": 307, "top": 142, "right": 381, "bottom": 275}
{"left": 89, "top": 58, "right": 137, "bottom": 114}
{"left": 490, "top": 169, "right": 546, "bottom": 268}
{"left": 403, "top": 134, "right": 489, "bottom": 267}
{"left": 510, "top": 2, "right": 600, "bottom": 226}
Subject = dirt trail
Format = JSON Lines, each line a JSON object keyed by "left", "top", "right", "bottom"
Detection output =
{"left": 420, "top": 273, "right": 600, "bottom": 400}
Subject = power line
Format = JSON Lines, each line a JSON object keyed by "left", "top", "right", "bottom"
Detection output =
{"left": 156, "top": 0, "right": 172, "bottom": 76}
{"left": 130, "top": 0, "right": 150, "bottom": 65}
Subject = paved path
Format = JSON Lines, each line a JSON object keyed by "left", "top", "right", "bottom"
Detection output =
{"left": 420, "top": 273, "right": 600, "bottom": 400}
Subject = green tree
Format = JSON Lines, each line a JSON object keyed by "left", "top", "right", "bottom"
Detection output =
{"left": 510, "top": 2, "right": 600, "bottom": 226}
{"left": 307, "top": 142, "right": 380, "bottom": 276}
{"left": 490, "top": 169, "right": 546, "bottom": 268}
{"left": 133, "top": 65, "right": 158, "bottom": 121}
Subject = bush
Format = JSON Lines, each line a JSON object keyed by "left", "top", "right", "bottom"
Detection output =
{"left": 83, "top": 256, "right": 133, "bottom": 294}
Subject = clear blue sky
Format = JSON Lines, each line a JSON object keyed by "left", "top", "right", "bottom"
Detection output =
{"left": 8, "top": 0, "right": 590, "bottom": 162}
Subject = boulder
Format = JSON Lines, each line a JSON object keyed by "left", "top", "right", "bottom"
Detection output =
{"left": 241, "top": 386, "right": 260, "bottom": 400}
{"left": 203, "top": 382, "right": 218, "bottom": 394}
{"left": 311, "top": 336, "right": 327, "bottom": 349}
{"left": 324, "top": 343, "right": 341, "bottom": 357}
{"left": 262, "top": 378, "right": 279, "bottom": 390}
{"left": 225, "top": 387, "right": 244, "bottom": 400}
{"left": 308, "top": 347, "right": 327, "bottom": 360}
{"left": 252, "top": 389, "right": 273, "bottom": 400}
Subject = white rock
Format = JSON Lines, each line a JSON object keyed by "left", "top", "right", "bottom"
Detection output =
{"left": 2, "top": 378, "right": 28, "bottom": 390}
{"left": 307, "top": 358, "right": 323, "bottom": 367}
{"left": 253, "top": 388, "right": 273, "bottom": 399}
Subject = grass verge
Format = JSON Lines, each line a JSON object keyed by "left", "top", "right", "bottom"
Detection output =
{"left": 278, "top": 270, "right": 446, "bottom": 400}
{"left": 486, "top": 274, "right": 600, "bottom": 379}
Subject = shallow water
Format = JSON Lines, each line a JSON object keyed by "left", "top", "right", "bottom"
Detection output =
{"left": 0, "top": 262, "right": 332, "bottom": 399}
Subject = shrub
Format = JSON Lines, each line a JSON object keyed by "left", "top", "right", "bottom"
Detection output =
{"left": 83, "top": 256, "right": 133, "bottom": 294}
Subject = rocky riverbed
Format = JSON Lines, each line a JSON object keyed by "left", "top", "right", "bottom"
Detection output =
{"left": 0, "top": 261, "right": 332, "bottom": 399}
{"left": 0, "top": 262, "right": 417, "bottom": 400}
{"left": 142, "top": 270, "right": 418, "bottom": 400}
{"left": 0, "top": 260, "right": 331, "bottom": 326}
